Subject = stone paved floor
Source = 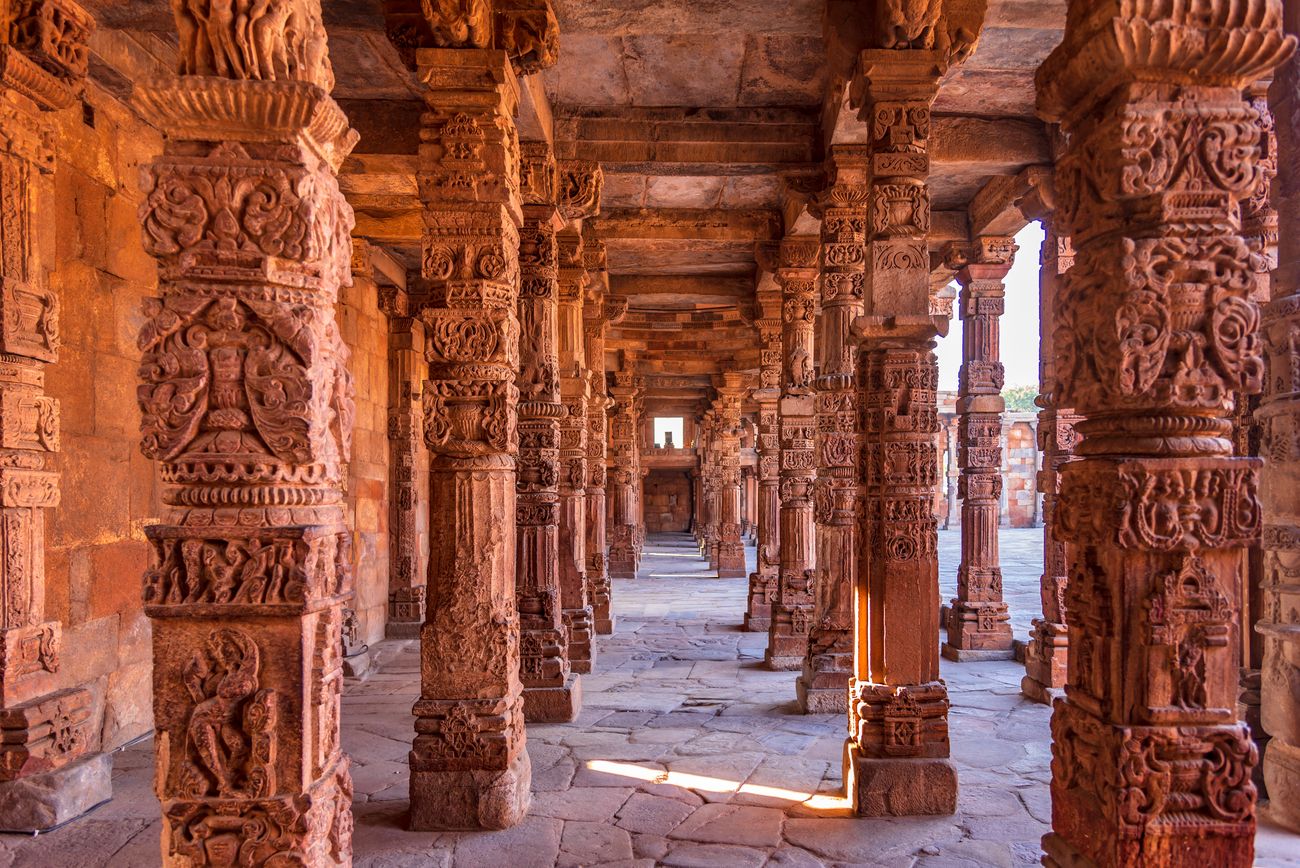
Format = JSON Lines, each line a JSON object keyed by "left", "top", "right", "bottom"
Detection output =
{"left": 5, "top": 530, "right": 1297, "bottom": 866}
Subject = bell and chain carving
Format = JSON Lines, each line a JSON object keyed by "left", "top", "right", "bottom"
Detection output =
{"left": 1038, "top": 2, "right": 1293, "bottom": 864}
{"left": 410, "top": 46, "right": 530, "bottom": 831}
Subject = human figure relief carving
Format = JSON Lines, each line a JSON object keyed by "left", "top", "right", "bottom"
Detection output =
{"left": 170, "top": 0, "right": 335, "bottom": 90}
{"left": 179, "top": 629, "right": 278, "bottom": 800}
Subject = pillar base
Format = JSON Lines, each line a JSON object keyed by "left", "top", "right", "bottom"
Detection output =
{"left": 764, "top": 638, "right": 805, "bottom": 670}
{"left": 845, "top": 742, "right": 957, "bottom": 817}
{"left": 796, "top": 674, "right": 848, "bottom": 713}
{"left": 717, "top": 566, "right": 746, "bottom": 578}
{"left": 523, "top": 673, "right": 582, "bottom": 723}
{"left": 1020, "top": 675, "right": 1064, "bottom": 706}
{"left": 743, "top": 616, "right": 770, "bottom": 632}
{"left": 595, "top": 616, "right": 615, "bottom": 635}
{"left": 410, "top": 749, "right": 532, "bottom": 831}
{"left": 0, "top": 752, "right": 111, "bottom": 833}
{"left": 1041, "top": 833, "right": 1090, "bottom": 868}
{"left": 1264, "top": 740, "right": 1300, "bottom": 833}
{"left": 941, "top": 643, "right": 1016, "bottom": 662}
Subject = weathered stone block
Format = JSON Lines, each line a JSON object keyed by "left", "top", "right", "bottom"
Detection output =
{"left": 0, "top": 750, "right": 110, "bottom": 832}
{"left": 523, "top": 673, "right": 582, "bottom": 723}
{"left": 846, "top": 743, "right": 957, "bottom": 818}
{"left": 410, "top": 750, "right": 531, "bottom": 832}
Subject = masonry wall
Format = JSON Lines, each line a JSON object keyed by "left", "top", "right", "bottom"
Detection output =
{"left": 644, "top": 470, "right": 692, "bottom": 532}
{"left": 937, "top": 415, "right": 1039, "bottom": 530}
{"left": 337, "top": 279, "right": 391, "bottom": 648}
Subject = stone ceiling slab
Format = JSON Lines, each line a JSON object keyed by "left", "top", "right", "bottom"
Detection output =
{"left": 623, "top": 35, "right": 747, "bottom": 106}
{"left": 546, "top": 34, "right": 633, "bottom": 106}
{"left": 604, "top": 240, "right": 757, "bottom": 276}
{"left": 602, "top": 175, "right": 649, "bottom": 208}
{"left": 720, "top": 176, "right": 783, "bottom": 209}
{"left": 551, "top": 0, "right": 822, "bottom": 37}
{"left": 738, "top": 35, "right": 826, "bottom": 107}
{"left": 645, "top": 176, "right": 727, "bottom": 209}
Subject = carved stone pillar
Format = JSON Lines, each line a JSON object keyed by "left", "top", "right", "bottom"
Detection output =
{"left": 514, "top": 142, "right": 579, "bottom": 723}
{"left": 583, "top": 281, "right": 624, "bottom": 633}
{"left": 714, "top": 377, "right": 748, "bottom": 578}
{"left": 135, "top": 3, "right": 357, "bottom": 859}
{"left": 799, "top": 147, "right": 869, "bottom": 712}
{"left": 745, "top": 320, "right": 782, "bottom": 630}
{"left": 1039, "top": 5, "right": 1292, "bottom": 862}
{"left": 1022, "top": 220, "right": 1077, "bottom": 704}
{"left": 382, "top": 276, "right": 429, "bottom": 639}
{"left": 944, "top": 237, "right": 1016, "bottom": 660}
{"left": 847, "top": 49, "right": 955, "bottom": 818}
{"left": 411, "top": 47, "right": 530, "bottom": 830}
{"left": 0, "top": 0, "right": 108, "bottom": 832}
{"left": 557, "top": 227, "right": 595, "bottom": 674}
{"left": 765, "top": 238, "right": 819, "bottom": 671}
{"left": 1263, "top": 0, "right": 1300, "bottom": 834}
{"left": 608, "top": 373, "right": 642, "bottom": 579}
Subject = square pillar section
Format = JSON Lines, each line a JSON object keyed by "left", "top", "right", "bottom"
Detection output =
{"left": 1037, "top": 3, "right": 1292, "bottom": 864}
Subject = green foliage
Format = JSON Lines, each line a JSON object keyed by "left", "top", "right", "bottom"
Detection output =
{"left": 1002, "top": 385, "right": 1038, "bottom": 412}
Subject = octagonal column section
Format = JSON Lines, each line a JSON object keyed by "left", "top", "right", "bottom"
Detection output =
{"left": 799, "top": 146, "right": 869, "bottom": 712}
{"left": 764, "top": 238, "right": 819, "bottom": 671}
{"left": 515, "top": 142, "right": 580, "bottom": 723}
{"left": 135, "top": 4, "right": 357, "bottom": 859}
{"left": 714, "top": 376, "right": 748, "bottom": 577}
{"left": 1038, "top": 4, "right": 1293, "bottom": 863}
{"left": 1263, "top": 0, "right": 1300, "bottom": 833}
{"left": 1022, "top": 218, "right": 1078, "bottom": 704}
{"left": 943, "top": 237, "right": 1016, "bottom": 660}
{"left": 584, "top": 277, "right": 624, "bottom": 631}
{"left": 412, "top": 47, "right": 529, "bottom": 831}
{"left": 745, "top": 316, "right": 783, "bottom": 630}
{"left": 608, "top": 372, "right": 643, "bottom": 579}
{"left": 847, "top": 49, "right": 955, "bottom": 818}
{"left": 0, "top": 0, "right": 109, "bottom": 832}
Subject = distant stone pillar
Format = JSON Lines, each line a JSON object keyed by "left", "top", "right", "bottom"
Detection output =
{"left": 765, "top": 238, "right": 819, "bottom": 670}
{"left": 0, "top": 0, "right": 108, "bottom": 832}
{"left": 608, "top": 373, "right": 642, "bottom": 579}
{"left": 745, "top": 321, "right": 782, "bottom": 630}
{"left": 847, "top": 49, "right": 955, "bottom": 818}
{"left": 696, "top": 416, "right": 719, "bottom": 561}
{"left": 1263, "top": 1, "right": 1300, "bottom": 834}
{"left": 944, "top": 238, "right": 1016, "bottom": 660}
{"left": 515, "top": 142, "right": 580, "bottom": 723}
{"left": 1022, "top": 220, "right": 1077, "bottom": 705}
{"left": 411, "top": 46, "right": 532, "bottom": 830}
{"left": 135, "top": 1, "right": 358, "bottom": 858}
{"left": 1039, "top": 3, "right": 1290, "bottom": 862}
{"left": 557, "top": 217, "right": 599, "bottom": 675}
{"left": 382, "top": 274, "right": 429, "bottom": 639}
{"left": 714, "top": 377, "right": 748, "bottom": 577}
{"left": 800, "top": 146, "right": 869, "bottom": 712}
{"left": 584, "top": 284, "right": 624, "bottom": 632}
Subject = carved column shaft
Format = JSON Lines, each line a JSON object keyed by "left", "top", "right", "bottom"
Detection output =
{"left": 1022, "top": 220, "right": 1077, "bottom": 704}
{"left": 583, "top": 278, "right": 622, "bottom": 632}
{"left": 766, "top": 238, "right": 819, "bottom": 670}
{"left": 744, "top": 320, "right": 782, "bottom": 631}
{"left": 0, "top": 0, "right": 104, "bottom": 828}
{"left": 557, "top": 230, "right": 594, "bottom": 674}
{"left": 714, "top": 379, "right": 747, "bottom": 577}
{"left": 1262, "top": 0, "right": 1300, "bottom": 833}
{"left": 135, "top": 3, "right": 357, "bottom": 858}
{"left": 608, "top": 372, "right": 642, "bottom": 579}
{"left": 515, "top": 142, "right": 580, "bottom": 723}
{"left": 800, "top": 147, "right": 869, "bottom": 711}
{"left": 945, "top": 238, "right": 1016, "bottom": 658}
{"left": 847, "top": 49, "right": 955, "bottom": 818}
{"left": 1039, "top": 5, "right": 1292, "bottom": 862}
{"left": 412, "top": 47, "right": 529, "bottom": 830}
{"left": 383, "top": 284, "right": 429, "bottom": 636}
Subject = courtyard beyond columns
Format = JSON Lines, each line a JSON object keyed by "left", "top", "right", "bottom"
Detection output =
{"left": 11, "top": 532, "right": 1298, "bottom": 867}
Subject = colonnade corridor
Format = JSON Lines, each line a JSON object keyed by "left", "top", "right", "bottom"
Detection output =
{"left": 12, "top": 529, "right": 1294, "bottom": 866}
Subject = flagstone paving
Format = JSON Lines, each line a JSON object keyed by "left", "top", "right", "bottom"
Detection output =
{"left": 4, "top": 531, "right": 1296, "bottom": 866}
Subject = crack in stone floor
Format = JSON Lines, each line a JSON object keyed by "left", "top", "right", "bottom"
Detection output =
{"left": 4, "top": 530, "right": 1297, "bottom": 866}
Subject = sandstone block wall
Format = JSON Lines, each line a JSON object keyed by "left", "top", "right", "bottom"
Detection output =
{"left": 645, "top": 470, "right": 692, "bottom": 532}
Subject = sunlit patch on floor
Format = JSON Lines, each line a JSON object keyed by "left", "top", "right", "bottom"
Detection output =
{"left": 586, "top": 759, "right": 851, "bottom": 810}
